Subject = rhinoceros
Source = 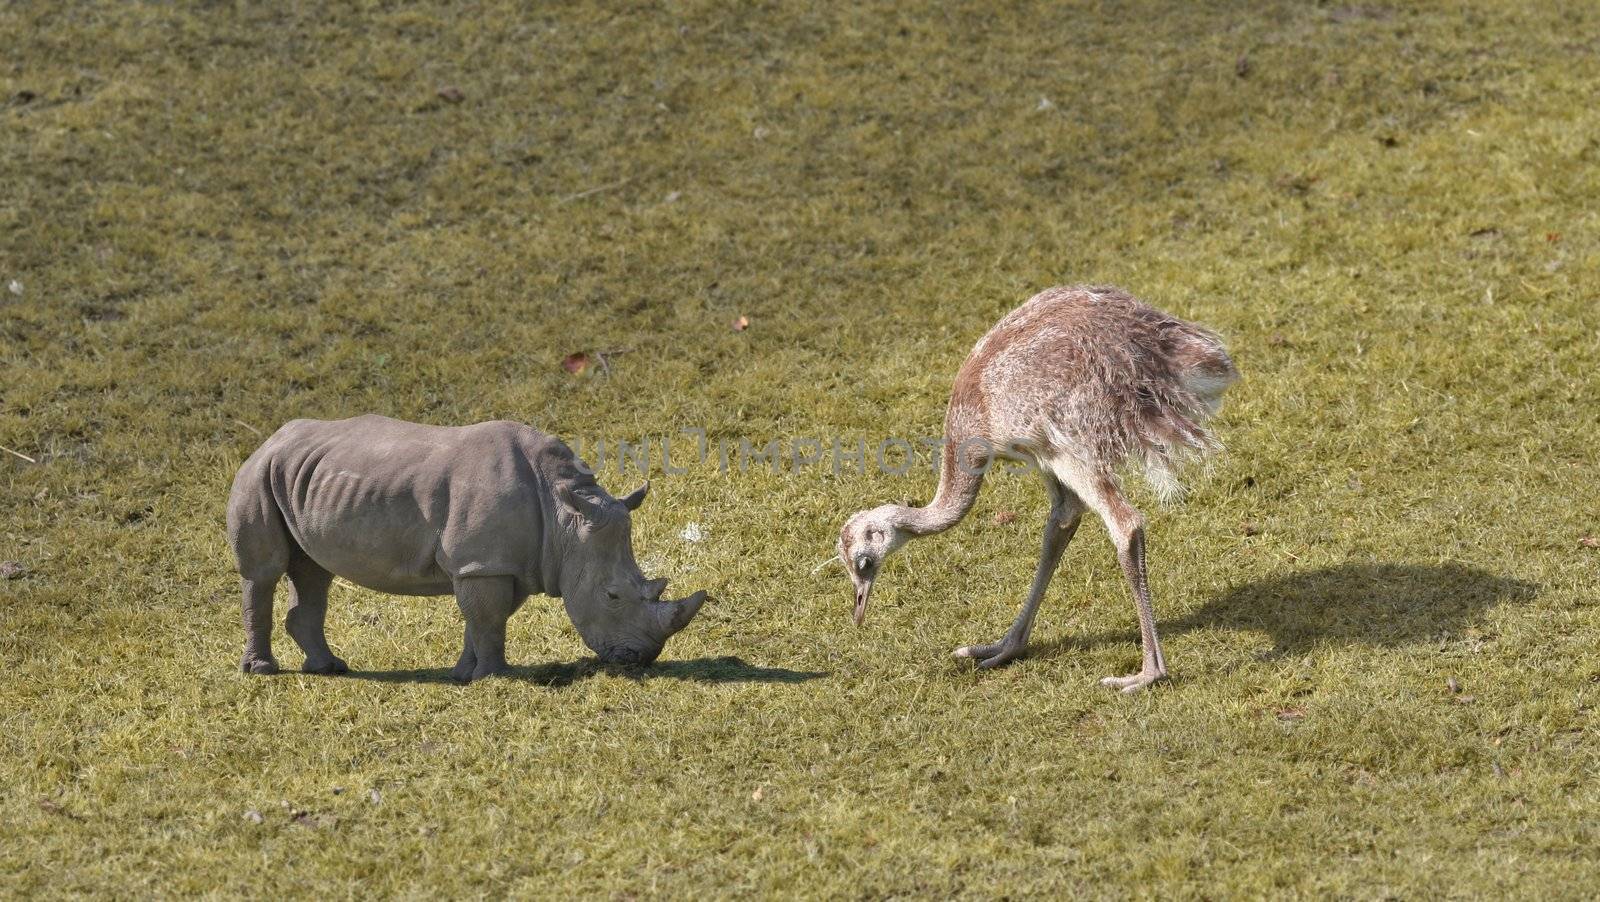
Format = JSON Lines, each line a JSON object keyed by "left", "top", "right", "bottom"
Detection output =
{"left": 226, "top": 415, "right": 707, "bottom": 681}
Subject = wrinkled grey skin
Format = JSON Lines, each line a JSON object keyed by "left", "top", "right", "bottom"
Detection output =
{"left": 226, "top": 415, "right": 707, "bottom": 681}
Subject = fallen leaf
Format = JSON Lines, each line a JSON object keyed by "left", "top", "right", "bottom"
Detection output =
{"left": 992, "top": 511, "right": 1017, "bottom": 526}
{"left": 1275, "top": 707, "right": 1306, "bottom": 721}
{"left": 1546, "top": 232, "right": 1561, "bottom": 243}
{"left": 0, "top": 561, "right": 25, "bottom": 580}
{"left": 6, "top": 280, "right": 20, "bottom": 296}
{"left": 561, "top": 352, "right": 591, "bottom": 374}
{"left": 731, "top": 315, "right": 749, "bottom": 332}
{"left": 1239, "top": 522, "right": 1261, "bottom": 537}
{"left": 1579, "top": 536, "right": 1598, "bottom": 549}
{"left": 437, "top": 86, "right": 465, "bottom": 103}
{"left": 751, "top": 786, "right": 764, "bottom": 801}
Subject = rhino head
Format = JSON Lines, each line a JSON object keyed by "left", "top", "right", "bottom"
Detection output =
{"left": 555, "top": 480, "right": 707, "bottom": 665}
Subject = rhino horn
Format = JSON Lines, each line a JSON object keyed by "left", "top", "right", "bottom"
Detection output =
{"left": 654, "top": 590, "right": 707, "bottom": 637}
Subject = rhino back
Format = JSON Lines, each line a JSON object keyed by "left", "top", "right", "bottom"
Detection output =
{"left": 250, "top": 415, "right": 564, "bottom": 596}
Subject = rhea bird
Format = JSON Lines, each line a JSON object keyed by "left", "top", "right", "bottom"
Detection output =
{"left": 837, "top": 285, "right": 1239, "bottom": 692}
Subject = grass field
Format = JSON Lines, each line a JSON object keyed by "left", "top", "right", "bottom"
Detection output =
{"left": 3, "top": 0, "right": 1599, "bottom": 896}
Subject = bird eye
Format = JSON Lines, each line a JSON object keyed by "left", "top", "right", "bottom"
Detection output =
{"left": 854, "top": 553, "right": 873, "bottom": 573}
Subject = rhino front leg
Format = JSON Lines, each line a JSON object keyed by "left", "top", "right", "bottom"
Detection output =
{"left": 285, "top": 557, "right": 347, "bottom": 675}
{"left": 453, "top": 576, "right": 520, "bottom": 681}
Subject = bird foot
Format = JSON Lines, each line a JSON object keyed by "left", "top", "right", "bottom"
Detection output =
{"left": 953, "top": 639, "right": 1026, "bottom": 669}
{"left": 1099, "top": 669, "right": 1166, "bottom": 693}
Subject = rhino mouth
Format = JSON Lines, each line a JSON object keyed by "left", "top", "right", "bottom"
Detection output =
{"left": 597, "top": 645, "right": 660, "bottom": 666}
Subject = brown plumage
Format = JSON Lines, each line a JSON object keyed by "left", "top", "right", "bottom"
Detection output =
{"left": 838, "top": 286, "right": 1239, "bottom": 691}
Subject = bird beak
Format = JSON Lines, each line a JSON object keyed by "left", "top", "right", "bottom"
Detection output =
{"left": 852, "top": 576, "right": 874, "bottom": 626}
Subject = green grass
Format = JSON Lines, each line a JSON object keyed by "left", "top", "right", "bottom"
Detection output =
{"left": 3, "top": 0, "right": 1599, "bottom": 896}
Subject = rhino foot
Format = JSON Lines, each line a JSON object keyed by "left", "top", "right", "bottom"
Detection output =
{"left": 302, "top": 655, "right": 349, "bottom": 675}
{"left": 451, "top": 646, "right": 476, "bottom": 683}
{"left": 241, "top": 655, "right": 280, "bottom": 675}
{"left": 470, "top": 664, "right": 510, "bottom": 682}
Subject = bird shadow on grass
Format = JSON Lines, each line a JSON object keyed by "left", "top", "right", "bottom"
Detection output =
{"left": 1039, "top": 562, "right": 1538, "bottom": 659}
{"left": 340, "top": 655, "right": 828, "bottom": 689}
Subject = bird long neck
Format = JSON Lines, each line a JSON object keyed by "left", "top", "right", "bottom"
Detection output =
{"left": 894, "top": 435, "right": 985, "bottom": 537}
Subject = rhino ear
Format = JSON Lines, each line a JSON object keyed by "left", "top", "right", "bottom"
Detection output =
{"left": 557, "top": 481, "right": 605, "bottom": 517}
{"left": 619, "top": 481, "right": 650, "bottom": 511}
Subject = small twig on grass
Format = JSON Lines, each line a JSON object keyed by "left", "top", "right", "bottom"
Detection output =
{"left": 232, "top": 419, "right": 262, "bottom": 436}
{"left": 1, "top": 444, "right": 37, "bottom": 464}
{"left": 558, "top": 177, "right": 634, "bottom": 205}
{"left": 38, "top": 798, "right": 83, "bottom": 821}
{"left": 593, "top": 347, "right": 633, "bottom": 376}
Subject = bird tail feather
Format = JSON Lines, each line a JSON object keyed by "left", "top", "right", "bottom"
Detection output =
{"left": 1138, "top": 329, "right": 1240, "bottom": 502}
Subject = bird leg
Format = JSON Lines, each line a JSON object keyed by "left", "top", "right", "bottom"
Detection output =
{"left": 1099, "top": 522, "right": 1168, "bottom": 693}
{"left": 955, "top": 495, "right": 1082, "bottom": 669}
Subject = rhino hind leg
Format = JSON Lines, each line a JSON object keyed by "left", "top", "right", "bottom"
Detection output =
{"left": 285, "top": 555, "right": 347, "bottom": 675}
{"left": 239, "top": 575, "right": 281, "bottom": 674}
{"left": 451, "top": 622, "right": 478, "bottom": 683}
{"left": 453, "top": 575, "right": 520, "bottom": 681}
{"left": 231, "top": 492, "right": 291, "bottom": 676}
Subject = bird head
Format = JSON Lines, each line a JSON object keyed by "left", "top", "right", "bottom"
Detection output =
{"left": 837, "top": 506, "right": 910, "bottom": 625}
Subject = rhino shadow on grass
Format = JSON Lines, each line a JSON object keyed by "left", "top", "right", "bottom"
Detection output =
{"left": 1040, "top": 562, "right": 1538, "bottom": 659}
{"left": 343, "top": 655, "right": 828, "bottom": 689}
